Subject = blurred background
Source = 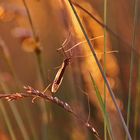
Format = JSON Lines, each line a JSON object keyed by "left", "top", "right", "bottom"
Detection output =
{"left": 0, "top": 0, "right": 139, "bottom": 140}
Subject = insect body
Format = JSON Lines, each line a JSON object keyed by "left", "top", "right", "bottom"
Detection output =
{"left": 51, "top": 58, "right": 71, "bottom": 93}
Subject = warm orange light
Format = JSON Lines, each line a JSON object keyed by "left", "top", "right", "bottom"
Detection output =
{"left": 0, "top": 6, "right": 5, "bottom": 18}
{"left": 0, "top": 5, "right": 15, "bottom": 22}
{"left": 21, "top": 37, "right": 40, "bottom": 52}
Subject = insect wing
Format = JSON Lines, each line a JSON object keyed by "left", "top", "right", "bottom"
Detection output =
{"left": 51, "top": 63, "right": 65, "bottom": 93}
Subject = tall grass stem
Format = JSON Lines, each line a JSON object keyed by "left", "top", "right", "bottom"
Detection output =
{"left": 126, "top": 0, "right": 138, "bottom": 139}
{"left": 103, "top": 0, "right": 107, "bottom": 139}
{"left": 133, "top": 59, "right": 140, "bottom": 140}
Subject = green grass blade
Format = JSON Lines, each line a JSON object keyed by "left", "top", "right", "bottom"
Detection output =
{"left": 133, "top": 59, "right": 140, "bottom": 140}
{"left": 103, "top": 0, "right": 107, "bottom": 139}
{"left": 126, "top": 0, "right": 138, "bottom": 139}
{"left": 67, "top": 1, "right": 131, "bottom": 139}
{"left": 90, "top": 73, "right": 113, "bottom": 140}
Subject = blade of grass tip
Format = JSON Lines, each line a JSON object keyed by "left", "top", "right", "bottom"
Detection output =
{"left": 67, "top": 0, "right": 132, "bottom": 139}
{"left": 22, "top": 1, "right": 49, "bottom": 140}
{"left": 103, "top": 0, "right": 107, "bottom": 139}
{"left": 126, "top": 0, "right": 138, "bottom": 139}
{"left": 90, "top": 73, "right": 114, "bottom": 140}
{"left": 0, "top": 74, "right": 30, "bottom": 140}
{"left": 133, "top": 58, "right": 140, "bottom": 140}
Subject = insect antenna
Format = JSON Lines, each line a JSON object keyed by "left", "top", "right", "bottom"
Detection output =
{"left": 51, "top": 33, "right": 72, "bottom": 93}
{"left": 65, "top": 35, "right": 104, "bottom": 53}
{"left": 57, "top": 32, "right": 71, "bottom": 58}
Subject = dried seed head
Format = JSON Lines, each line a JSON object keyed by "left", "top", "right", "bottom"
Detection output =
{"left": 5, "top": 93, "right": 23, "bottom": 101}
{"left": 21, "top": 37, "right": 41, "bottom": 52}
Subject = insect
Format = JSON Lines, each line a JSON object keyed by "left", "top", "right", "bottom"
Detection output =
{"left": 51, "top": 57, "right": 71, "bottom": 93}
{"left": 51, "top": 33, "right": 72, "bottom": 93}
{"left": 51, "top": 34, "right": 117, "bottom": 93}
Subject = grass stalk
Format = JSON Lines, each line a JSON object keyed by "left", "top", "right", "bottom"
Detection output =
{"left": 67, "top": 0, "right": 131, "bottom": 139}
{"left": 90, "top": 74, "right": 113, "bottom": 140}
{"left": 126, "top": 0, "right": 138, "bottom": 139}
{"left": 22, "top": 1, "right": 49, "bottom": 140}
{"left": 0, "top": 37, "right": 21, "bottom": 89}
{"left": 22, "top": 0, "right": 46, "bottom": 85}
{"left": 0, "top": 74, "right": 30, "bottom": 140}
{"left": 35, "top": 51, "right": 46, "bottom": 87}
{"left": 0, "top": 76, "right": 16, "bottom": 140}
{"left": 133, "top": 59, "right": 140, "bottom": 140}
{"left": 0, "top": 102, "right": 16, "bottom": 140}
{"left": 103, "top": 0, "right": 107, "bottom": 139}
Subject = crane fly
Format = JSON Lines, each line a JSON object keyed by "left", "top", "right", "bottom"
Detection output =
{"left": 51, "top": 34, "right": 118, "bottom": 93}
{"left": 51, "top": 33, "right": 72, "bottom": 93}
{"left": 51, "top": 58, "right": 71, "bottom": 93}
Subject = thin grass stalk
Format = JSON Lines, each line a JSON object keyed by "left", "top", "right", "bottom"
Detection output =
{"left": 0, "top": 74, "right": 30, "bottom": 140}
{"left": 90, "top": 74, "right": 113, "bottom": 140}
{"left": 126, "top": 0, "right": 138, "bottom": 139}
{"left": 22, "top": 0, "right": 46, "bottom": 84}
{"left": 0, "top": 103, "right": 16, "bottom": 140}
{"left": 0, "top": 76, "right": 16, "bottom": 140}
{"left": 35, "top": 51, "right": 46, "bottom": 87}
{"left": 67, "top": 1, "right": 131, "bottom": 139}
{"left": 0, "top": 38, "right": 21, "bottom": 89}
{"left": 22, "top": 1, "right": 48, "bottom": 139}
{"left": 103, "top": 0, "right": 107, "bottom": 139}
{"left": 0, "top": 41, "right": 17, "bottom": 140}
{"left": 133, "top": 58, "right": 140, "bottom": 140}
{"left": 4, "top": 57, "right": 21, "bottom": 89}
